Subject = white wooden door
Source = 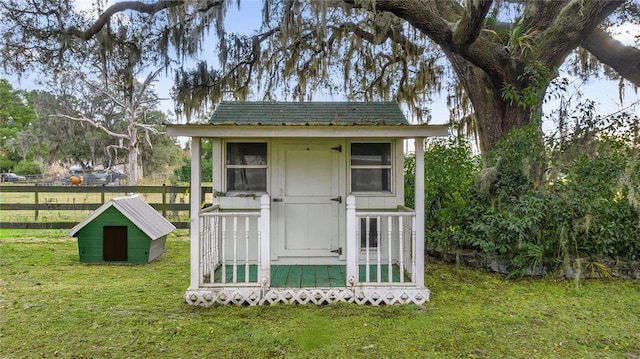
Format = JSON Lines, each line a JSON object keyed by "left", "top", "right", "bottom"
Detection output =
{"left": 275, "top": 142, "right": 343, "bottom": 258}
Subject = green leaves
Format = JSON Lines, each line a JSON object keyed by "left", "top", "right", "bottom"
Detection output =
{"left": 0, "top": 79, "right": 37, "bottom": 171}
{"left": 414, "top": 109, "right": 639, "bottom": 276}
{"left": 501, "top": 61, "right": 555, "bottom": 110}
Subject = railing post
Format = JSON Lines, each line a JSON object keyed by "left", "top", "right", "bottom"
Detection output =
{"left": 346, "top": 195, "right": 357, "bottom": 286}
{"left": 387, "top": 215, "right": 393, "bottom": 282}
{"left": 189, "top": 137, "right": 202, "bottom": 289}
{"left": 414, "top": 137, "right": 425, "bottom": 288}
{"left": 259, "top": 194, "right": 271, "bottom": 287}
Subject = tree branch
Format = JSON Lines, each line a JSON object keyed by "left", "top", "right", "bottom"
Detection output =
{"left": 519, "top": 0, "right": 565, "bottom": 34}
{"left": 105, "top": 144, "right": 127, "bottom": 151}
{"left": 356, "top": 0, "right": 512, "bottom": 87}
{"left": 356, "top": 0, "right": 452, "bottom": 45}
{"left": 76, "top": 78, "right": 128, "bottom": 110}
{"left": 133, "top": 69, "right": 163, "bottom": 111}
{"left": 333, "top": 22, "right": 422, "bottom": 56}
{"left": 136, "top": 122, "right": 163, "bottom": 134}
{"left": 451, "top": 0, "right": 493, "bottom": 48}
{"left": 51, "top": 114, "right": 129, "bottom": 140}
{"left": 537, "top": 0, "right": 624, "bottom": 68}
{"left": 67, "top": 0, "right": 224, "bottom": 41}
{"left": 581, "top": 28, "right": 640, "bottom": 87}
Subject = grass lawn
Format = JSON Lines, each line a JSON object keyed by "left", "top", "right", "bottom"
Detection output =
{"left": 1, "top": 229, "right": 639, "bottom": 358}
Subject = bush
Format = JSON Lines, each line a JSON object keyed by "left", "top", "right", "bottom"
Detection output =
{"left": 13, "top": 159, "right": 43, "bottom": 175}
{"left": 412, "top": 118, "right": 640, "bottom": 276}
{"left": 405, "top": 138, "right": 479, "bottom": 252}
{"left": 172, "top": 157, "right": 213, "bottom": 183}
{"left": 0, "top": 157, "right": 15, "bottom": 173}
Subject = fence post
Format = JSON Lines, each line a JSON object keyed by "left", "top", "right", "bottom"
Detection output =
{"left": 34, "top": 186, "right": 39, "bottom": 221}
{"left": 162, "top": 184, "right": 167, "bottom": 217}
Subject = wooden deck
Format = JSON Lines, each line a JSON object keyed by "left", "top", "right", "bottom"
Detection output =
{"left": 213, "top": 264, "right": 408, "bottom": 287}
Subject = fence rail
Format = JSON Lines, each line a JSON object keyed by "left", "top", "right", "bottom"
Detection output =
{"left": 0, "top": 185, "right": 212, "bottom": 229}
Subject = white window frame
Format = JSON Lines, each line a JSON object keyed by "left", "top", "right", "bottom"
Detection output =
{"left": 224, "top": 140, "right": 269, "bottom": 194}
{"left": 349, "top": 141, "right": 394, "bottom": 195}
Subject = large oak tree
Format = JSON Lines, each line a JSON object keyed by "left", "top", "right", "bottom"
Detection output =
{"left": 1, "top": 0, "right": 639, "bottom": 153}
{"left": 1, "top": 0, "right": 169, "bottom": 184}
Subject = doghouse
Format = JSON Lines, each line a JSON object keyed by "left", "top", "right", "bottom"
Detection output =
{"left": 69, "top": 194, "right": 175, "bottom": 263}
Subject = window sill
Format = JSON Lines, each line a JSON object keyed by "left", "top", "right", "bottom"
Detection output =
{"left": 349, "top": 192, "right": 395, "bottom": 197}
{"left": 218, "top": 191, "right": 267, "bottom": 199}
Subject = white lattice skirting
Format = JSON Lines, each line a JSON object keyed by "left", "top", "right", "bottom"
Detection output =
{"left": 184, "top": 287, "right": 430, "bottom": 306}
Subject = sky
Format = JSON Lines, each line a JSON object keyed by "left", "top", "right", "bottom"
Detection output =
{"left": 3, "top": 0, "right": 639, "bottom": 131}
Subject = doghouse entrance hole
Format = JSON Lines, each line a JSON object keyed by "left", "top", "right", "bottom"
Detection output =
{"left": 103, "top": 226, "right": 127, "bottom": 261}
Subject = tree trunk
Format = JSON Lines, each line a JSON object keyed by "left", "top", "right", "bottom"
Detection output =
{"left": 128, "top": 123, "right": 140, "bottom": 185}
{"left": 128, "top": 146, "right": 140, "bottom": 185}
{"left": 446, "top": 51, "right": 534, "bottom": 153}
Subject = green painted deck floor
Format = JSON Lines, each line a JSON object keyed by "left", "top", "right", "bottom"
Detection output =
{"left": 213, "top": 264, "right": 409, "bottom": 287}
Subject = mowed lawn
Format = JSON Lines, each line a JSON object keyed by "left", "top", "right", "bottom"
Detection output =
{"left": 1, "top": 229, "right": 639, "bottom": 358}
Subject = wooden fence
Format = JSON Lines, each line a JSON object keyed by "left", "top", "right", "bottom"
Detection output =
{"left": 0, "top": 185, "right": 212, "bottom": 229}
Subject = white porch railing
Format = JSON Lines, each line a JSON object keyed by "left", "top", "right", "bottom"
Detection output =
{"left": 197, "top": 194, "right": 416, "bottom": 288}
{"left": 198, "top": 195, "right": 270, "bottom": 287}
{"left": 347, "top": 196, "right": 417, "bottom": 286}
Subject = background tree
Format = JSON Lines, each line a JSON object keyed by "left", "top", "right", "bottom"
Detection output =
{"left": 0, "top": 79, "right": 36, "bottom": 172}
{"left": 1, "top": 0, "right": 638, "bottom": 153}
{"left": 3, "top": 88, "right": 95, "bottom": 173}
{"left": 15, "top": 85, "right": 177, "bottom": 181}
{"left": 1, "top": 0, "right": 175, "bottom": 184}
{"left": 51, "top": 70, "right": 167, "bottom": 185}
{"left": 137, "top": 108, "right": 185, "bottom": 183}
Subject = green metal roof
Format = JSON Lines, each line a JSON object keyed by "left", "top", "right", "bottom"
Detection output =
{"left": 210, "top": 102, "right": 409, "bottom": 125}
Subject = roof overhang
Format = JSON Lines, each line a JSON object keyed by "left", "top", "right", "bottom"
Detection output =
{"left": 166, "top": 123, "right": 450, "bottom": 138}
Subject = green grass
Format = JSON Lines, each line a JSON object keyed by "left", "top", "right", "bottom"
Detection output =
{"left": 1, "top": 229, "right": 639, "bottom": 358}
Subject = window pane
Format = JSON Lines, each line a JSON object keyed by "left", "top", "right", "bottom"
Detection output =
{"left": 351, "top": 143, "right": 391, "bottom": 165}
{"left": 351, "top": 168, "right": 391, "bottom": 192}
{"left": 227, "top": 168, "right": 267, "bottom": 191}
{"left": 227, "top": 143, "right": 267, "bottom": 165}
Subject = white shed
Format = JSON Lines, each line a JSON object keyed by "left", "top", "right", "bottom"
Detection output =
{"left": 167, "top": 102, "right": 448, "bottom": 305}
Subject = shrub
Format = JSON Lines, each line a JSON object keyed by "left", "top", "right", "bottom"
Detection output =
{"left": 172, "top": 157, "right": 213, "bottom": 183}
{"left": 13, "top": 159, "right": 43, "bottom": 175}
{"left": 405, "top": 138, "right": 479, "bottom": 252}
{"left": 411, "top": 116, "right": 640, "bottom": 276}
